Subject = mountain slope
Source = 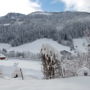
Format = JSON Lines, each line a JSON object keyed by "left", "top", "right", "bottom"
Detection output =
{"left": 0, "top": 43, "right": 11, "bottom": 50}
{"left": 0, "top": 11, "right": 90, "bottom": 46}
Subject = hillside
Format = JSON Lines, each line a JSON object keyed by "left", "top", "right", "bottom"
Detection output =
{"left": 0, "top": 38, "right": 88, "bottom": 55}
{"left": 0, "top": 43, "right": 11, "bottom": 50}
{"left": 8, "top": 38, "right": 70, "bottom": 54}
{"left": 0, "top": 12, "right": 90, "bottom": 46}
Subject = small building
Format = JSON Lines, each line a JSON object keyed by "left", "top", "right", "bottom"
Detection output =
{"left": 60, "top": 50, "right": 71, "bottom": 56}
{"left": 0, "top": 54, "right": 6, "bottom": 60}
{"left": 77, "top": 67, "right": 90, "bottom": 76}
{"left": 60, "top": 50, "right": 72, "bottom": 60}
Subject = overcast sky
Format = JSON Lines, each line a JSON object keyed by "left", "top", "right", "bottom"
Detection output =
{"left": 0, "top": 0, "right": 90, "bottom": 16}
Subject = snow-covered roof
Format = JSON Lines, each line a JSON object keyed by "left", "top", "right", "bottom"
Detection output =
{"left": 78, "top": 67, "right": 89, "bottom": 71}
{"left": 0, "top": 54, "right": 6, "bottom": 57}
{"left": 60, "top": 50, "right": 71, "bottom": 55}
{"left": 77, "top": 67, "right": 90, "bottom": 76}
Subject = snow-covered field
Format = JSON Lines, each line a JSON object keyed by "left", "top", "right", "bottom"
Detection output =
{"left": 0, "top": 38, "right": 88, "bottom": 55}
{"left": 0, "top": 59, "right": 90, "bottom": 90}
{"left": 0, "top": 59, "right": 43, "bottom": 79}
{"left": 8, "top": 38, "right": 71, "bottom": 53}
{"left": 0, "top": 76, "right": 90, "bottom": 90}
{"left": 0, "top": 38, "right": 90, "bottom": 90}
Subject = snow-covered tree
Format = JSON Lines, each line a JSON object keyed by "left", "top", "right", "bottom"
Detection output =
{"left": 40, "top": 44, "right": 63, "bottom": 79}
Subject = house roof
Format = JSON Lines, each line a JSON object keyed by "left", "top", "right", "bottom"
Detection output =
{"left": 60, "top": 50, "right": 71, "bottom": 55}
{"left": 78, "top": 67, "right": 90, "bottom": 73}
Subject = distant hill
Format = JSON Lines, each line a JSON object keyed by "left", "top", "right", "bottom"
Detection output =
{"left": 8, "top": 38, "right": 70, "bottom": 54}
{"left": 0, "top": 38, "right": 87, "bottom": 55}
{"left": 0, "top": 11, "right": 90, "bottom": 46}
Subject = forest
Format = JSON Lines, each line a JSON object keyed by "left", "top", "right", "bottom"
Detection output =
{"left": 0, "top": 12, "right": 90, "bottom": 46}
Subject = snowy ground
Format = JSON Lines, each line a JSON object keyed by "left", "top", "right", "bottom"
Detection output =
{"left": 0, "top": 57, "right": 89, "bottom": 90}
{"left": 0, "top": 38, "right": 89, "bottom": 90}
{"left": 0, "top": 59, "right": 90, "bottom": 90}
{"left": 0, "top": 76, "right": 90, "bottom": 90}
{"left": 0, "top": 59, "right": 43, "bottom": 79}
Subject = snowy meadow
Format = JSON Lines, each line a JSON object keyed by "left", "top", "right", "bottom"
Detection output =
{"left": 0, "top": 38, "right": 90, "bottom": 90}
{"left": 0, "top": 57, "right": 89, "bottom": 90}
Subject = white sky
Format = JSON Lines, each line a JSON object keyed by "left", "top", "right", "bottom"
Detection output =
{"left": 60, "top": 0, "right": 90, "bottom": 12}
{"left": 0, "top": 0, "right": 42, "bottom": 16}
{"left": 0, "top": 0, "right": 90, "bottom": 16}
